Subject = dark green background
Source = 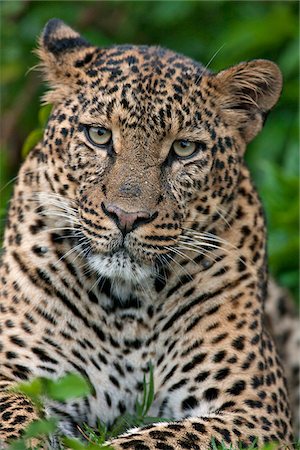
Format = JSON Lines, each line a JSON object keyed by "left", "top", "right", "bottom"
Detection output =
{"left": 0, "top": 1, "right": 299, "bottom": 299}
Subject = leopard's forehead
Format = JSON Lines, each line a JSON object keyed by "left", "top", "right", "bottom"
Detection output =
{"left": 71, "top": 45, "right": 208, "bottom": 113}
{"left": 78, "top": 44, "right": 206, "bottom": 85}
{"left": 68, "top": 45, "right": 209, "bottom": 136}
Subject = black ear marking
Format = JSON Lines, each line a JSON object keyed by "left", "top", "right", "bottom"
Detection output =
{"left": 42, "top": 18, "right": 90, "bottom": 55}
{"left": 43, "top": 18, "right": 65, "bottom": 41}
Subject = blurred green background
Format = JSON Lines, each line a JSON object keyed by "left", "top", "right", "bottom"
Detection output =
{"left": 0, "top": 1, "right": 299, "bottom": 299}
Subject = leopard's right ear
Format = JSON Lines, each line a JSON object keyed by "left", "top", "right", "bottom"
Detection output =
{"left": 37, "top": 19, "right": 94, "bottom": 100}
{"left": 41, "top": 18, "right": 91, "bottom": 56}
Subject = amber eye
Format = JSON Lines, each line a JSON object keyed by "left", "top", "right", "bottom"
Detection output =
{"left": 172, "top": 140, "right": 197, "bottom": 158}
{"left": 86, "top": 126, "right": 112, "bottom": 146}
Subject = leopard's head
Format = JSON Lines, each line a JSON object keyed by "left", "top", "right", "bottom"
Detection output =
{"left": 36, "top": 19, "right": 282, "bottom": 283}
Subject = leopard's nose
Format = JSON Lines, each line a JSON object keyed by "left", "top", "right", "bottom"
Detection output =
{"left": 101, "top": 202, "right": 157, "bottom": 234}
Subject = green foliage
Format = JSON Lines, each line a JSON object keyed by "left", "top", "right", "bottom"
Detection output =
{"left": 8, "top": 421, "right": 55, "bottom": 450}
{"left": 11, "top": 373, "right": 92, "bottom": 405}
{"left": 8, "top": 367, "right": 163, "bottom": 450}
{"left": 259, "top": 162, "right": 299, "bottom": 291}
{"left": 62, "top": 436, "right": 113, "bottom": 450}
{"left": 97, "top": 362, "right": 169, "bottom": 439}
{"left": 74, "top": 363, "right": 168, "bottom": 445}
{"left": 8, "top": 374, "right": 110, "bottom": 450}
{"left": 21, "top": 104, "right": 52, "bottom": 158}
{"left": 8, "top": 418, "right": 58, "bottom": 450}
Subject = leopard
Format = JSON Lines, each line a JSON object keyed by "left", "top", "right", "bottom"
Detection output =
{"left": 0, "top": 18, "right": 297, "bottom": 449}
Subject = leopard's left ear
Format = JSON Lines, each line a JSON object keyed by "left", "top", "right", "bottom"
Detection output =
{"left": 37, "top": 19, "right": 94, "bottom": 101}
{"left": 213, "top": 60, "right": 282, "bottom": 143}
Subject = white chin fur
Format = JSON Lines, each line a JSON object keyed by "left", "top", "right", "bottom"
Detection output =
{"left": 88, "top": 251, "right": 154, "bottom": 286}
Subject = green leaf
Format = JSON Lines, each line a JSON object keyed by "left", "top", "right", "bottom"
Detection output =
{"left": 80, "top": 422, "right": 107, "bottom": 445}
{"left": 45, "top": 373, "right": 92, "bottom": 401}
{"left": 63, "top": 436, "right": 115, "bottom": 450}
{"left": 13, "top": 374, "right": 91, "bottom": 404}
{"left": 13, "top": 377, "right": 44, "bottom": 397}
{"left": 257, "top": 444, "right": 278, "bottom": 450}
{"left": 11, "top": 377, "right": 45, "bottom": 409}
{"left": 21, "top": 129, "right": 43, "bottom": 158}
{"left": 24, "top": 418, "right": 57, "bottom": 438}
{"left": 7, "top": 439, "right": 27, "bottom": 450}
{"left": 62, "top": 437, "right": 87, "bottom": 450}
{"left": 38, "top": 104, "right": 52, "bottom": 128}
{"left": 210, "top": 438, "right": 221, "bottom": 450}
{"left": 144, "top": 363, "right": 155, "bottom": 415}
{"left": 135, "top": 362, "right": 155, "bottom": 419}
{"left": 109, "top": 413, "right": 137, "bottom": 438}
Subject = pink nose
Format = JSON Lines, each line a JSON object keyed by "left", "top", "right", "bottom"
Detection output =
{"left": 102, "top": 203, "right": 154, "bottom": 234}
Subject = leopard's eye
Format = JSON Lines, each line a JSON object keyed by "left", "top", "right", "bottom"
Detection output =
{"left": 172, "top": 140, "right": 197, "bottom": 158}
{"left": 86, "top": 126, "right": 112, "bottom": 146}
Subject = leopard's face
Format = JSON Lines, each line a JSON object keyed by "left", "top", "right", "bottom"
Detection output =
{"left": 37, "top": 20, "right": 281, "bottom": 282}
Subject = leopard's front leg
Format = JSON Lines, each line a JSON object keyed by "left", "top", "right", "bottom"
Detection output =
{"left": 108, "top": 414, "right": 293, "bottom": 450}
{"left": 0, "top": 377, "right": 40, "bottom": 447}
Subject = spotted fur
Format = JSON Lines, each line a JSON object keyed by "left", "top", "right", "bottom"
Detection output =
{"left": 0, "top": 19, "right": 296, "bottom": 449}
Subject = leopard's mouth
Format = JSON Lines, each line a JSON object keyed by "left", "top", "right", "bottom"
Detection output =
{"left": 87, "top": 248, "right": 155, "bottom": 284}
{"left": 75, "top": 223, "right": 170, "bottom": 260}
{"left": 71, "top": 224, "right": 173, "bottom": 286}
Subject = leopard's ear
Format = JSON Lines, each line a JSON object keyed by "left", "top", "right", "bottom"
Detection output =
{"left": 37, "top": 19, "right": 94, "bottom": 101}
{"left": 213, "top": 60, "right": 282, "bottom": 143}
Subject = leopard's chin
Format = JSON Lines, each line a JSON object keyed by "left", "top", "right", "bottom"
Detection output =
{"left": 87, "top": 249, "right": 155, "bottom": 285}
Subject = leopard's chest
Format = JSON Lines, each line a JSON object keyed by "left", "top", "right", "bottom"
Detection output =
{"left": 26, "top": 304, "right": 160, "bottom": 426}
{"left": 35, "top": 308, "right": 191, "bottom": 428}
{"left": 42, "top": 336, "right": 162, "bottom": 428}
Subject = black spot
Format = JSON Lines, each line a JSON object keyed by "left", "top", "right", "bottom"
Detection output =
{"left": 241, "top": 225, "right": 251, "bottom": 236}
{"left": 57, "top": 113, "right": 66, "bottom": 123}
{"left": 149, "top": 430, "right": 175, "bottom": 440}
{"left": 32, "top": 347, "right": 57, "bottom": 364}
{"left": 109, "top": 375, "right": 120, "bottom": 388}
{"left": 227, "top": 313, "right": 236, "bottom": 321}
{"left": 55, "top": 138, "right": 62, "bottom": 146}
{"left": 227, "top": 380, "right": 246, "bottom": 396}
{"left": 212, "top": 426, "right": 231, "bottom": 443}
{"left": 10, "top": 336, "right": 26, "bottom": 348}
{"left": 203, "top": 388, "right": 219, "bottom": 401}
{"left": 214, "top": 367, "right": 230, "bottom": 381}
{"left": 182, "top": 395, "right": 199, "bottom": 411}
{"left": 105, "top": 392, "right": 112, "bottom": 407}
{"left": 60, "top": 127, "right": 68, "bottom": 137}
{"left": 213, "top": 350, "right": 226, "bottom": 363}
{"left": 195, "top": 371, "right": 210, "bottom": 383}
{"left": 12, "top": 415, "right": 27, "bottom": 425}
{"left": 244, "top": 399, "right": 263, "bottom": 408}
{"left": 232, "top": 336, "right": 245, "bottom": 351}
{"left": 182, "top": 353, "right": 206, "bottom": 372}
{"left": 5, "top": 320, "right": 14, "bottom": 328}
{"left": 118, "top": 400, "right": 126, "bottom": 414}
{"left": 218, "top": 400, "right": 236, "bottom": 411}
{"left": 192, "top": 422, "right": 206, "bottom": 433}
{"left": 74, "top": 52, "right": 93, "bottom": 67}
{"left": 168, "top": 379, "right": 188, "bottom": 392}
{"left": 29, "top": 220, "right": 45, "bottom": 235}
